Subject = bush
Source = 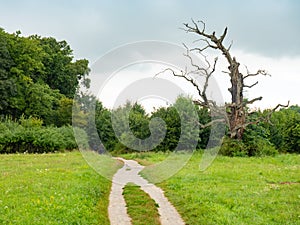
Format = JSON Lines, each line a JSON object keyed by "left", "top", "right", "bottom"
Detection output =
{"left": 219, "top": 136, "right": 278, "bottom": 157}
{"left": 268, "top": 106, "right": 300, "bottom": 153}
{"left": 19, "top": 115, "right": 43, "bottom": 128}
{"left": 245, "top": 138, "right": 278, "bottom": 157}
{"left": 0, "top": 118, "right": 88, "bottom": 153}
{"left": 219, "top": 137, "right": 247, "bottom": 157}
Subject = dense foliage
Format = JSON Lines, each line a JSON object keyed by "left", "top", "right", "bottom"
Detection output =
{"left": 0, "top": 29, "right": 90, "bottom": 153}
{"left": 0, "top": 28, "right": 89, "bottom": 123}
{"left": 220, "top": 106, "right": 300, "bottom": 156}
{"left": 1, "top": 29, "right": 299, "bottom": 155}
{"left": 95, "top": 96, "right": 210, "bottom": 154}
{"left": 268, "top": 105, "right": 300, "bottom": 153}
{"left": 94, "top": 95, "right": 300, "bottom": 155}
{"left": 0, "top": 117, "right": 88, "bottom": 153}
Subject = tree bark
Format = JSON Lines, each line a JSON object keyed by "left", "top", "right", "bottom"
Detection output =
{"left": 228, "top": 58, "right": 245, "bottom": 139}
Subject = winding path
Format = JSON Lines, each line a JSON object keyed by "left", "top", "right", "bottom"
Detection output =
{"left": 108, "top": 158, "right": 185, "bottom": 225}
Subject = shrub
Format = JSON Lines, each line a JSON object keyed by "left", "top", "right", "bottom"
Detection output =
{"left": 19, "top": 115, "right": 43, "bottom": 128}
{"left": 219, "top": 136, "right": 278, "bottom": 157}
{"left": 219, "top": 137, "right": 247, "bottom": 157}
{"left": 245, "top": 138, "right": 278, "bottom": 157}
{"left": 0, "top": 118, "right": 88, "bottom": 153}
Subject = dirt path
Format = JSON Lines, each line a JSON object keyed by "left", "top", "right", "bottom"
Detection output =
{"left": 108, "top": 157, "right": 185, "bottom": 225}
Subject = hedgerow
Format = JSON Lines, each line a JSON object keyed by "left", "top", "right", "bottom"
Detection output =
{"left": 0, "top": 117, "right": 88, "bottom": 153}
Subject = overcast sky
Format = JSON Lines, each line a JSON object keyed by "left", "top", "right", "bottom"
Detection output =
{"left": 1, "top": 0, "right": 299, "bottom": 109}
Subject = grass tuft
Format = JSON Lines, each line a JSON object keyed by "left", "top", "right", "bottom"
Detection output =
{"left": 123, "top": 183, "right": 161, "bottom": 225}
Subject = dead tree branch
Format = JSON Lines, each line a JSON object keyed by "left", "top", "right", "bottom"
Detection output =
{"left": 245, "top": 97, "right": 263, "bottom": 105}
{"left": 244, "top": 81, "right": 259, "bottom": 88}
{"left": 197, "top": 118, "right": 226, "bottom": 129}
{"left": 157, "top": 19, "right": 287, "bottom": 140}
{"left": 244, "top": 68, "right": 269, "bottom": 79}
{"left": 231, "top": 101, "right": 290, "bottom": 135}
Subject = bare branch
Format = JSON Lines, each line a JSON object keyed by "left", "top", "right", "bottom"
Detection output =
{"left": 193, "top": 100, "right": 207, "bottom": 107}
{"left": 169, "top": 20, "right": 284, "bottom": 139}
{"left": 192, "top": 38, "right": 206, "bottom": 44}
{"left": 191, "top": 19, "right": 200, "bottom": 32}
{"left": 197, "top": 118, "right": 226, "bottom": 129}
{"left": 230, "top": 101, "right": 290, "bottom": 136}
{"left": 183, "top": 19, "right": 233, "bottom": 65}
{"left": 182, "top": 44, "right": 210, "bottom": 74}
{"left": 199, "top": 52, "right": 211, "bottom": 70}
{"left": 271, "top": 101, "right": 290, "bottom": 112}
{"left": 244, "top": 69, "right": 269, "bottom": 79}
{"left": 202, "top": 57, "right": 217, "bottom": 97}
{"left": 155, "top": 39, "right": 222, "bottom": 112}
{"left": 262, "top": 101, "right": 290, "bottom": 124}
{"left": 245, "top": 97, "right": 263, "bottom": 105}
{"left": 198, "top": 20, "right": 205, "bottom": 33}
{"left": 219, "top": 27, "right": 228, "bottom": 43}
{"left": 184, "top": 21, "right": 215, "bottom": 40}
{"left": 244, "top": 65, "right": 250, "bottom": 75}
{"left": 190, "top": 38, "right": 218, "bottom": 51}
{"left": 227, "top": 40, "right": 233, "bottom": 51}
{"left": 222, "top": 70, "right": 231, "bottom": 75}
{"left": 155, "top": 67, "right": 204, "bottom": 104}
{"left": 244, "top": 81, "right": 259, "bottom": 88}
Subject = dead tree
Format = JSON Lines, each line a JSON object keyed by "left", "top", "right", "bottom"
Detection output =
{"left": 157, "top": 20, "right": 288, "bottom": 140}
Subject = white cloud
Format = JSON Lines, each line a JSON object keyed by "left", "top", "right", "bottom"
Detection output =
{"left": 97, "top": 52, "right": 300, "bottom": 111}
{"left": 232, "top": 50, "right": 300, "bottom": 109}
{"left": 1, "top": 1, "right": 299, "bottom": 112}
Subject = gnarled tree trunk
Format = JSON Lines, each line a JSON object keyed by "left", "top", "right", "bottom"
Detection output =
{"left": 158, "top": 20, "right": 288, "bottom": 140}
{"left": 228, "top": 57, "right": 245, "bottom": 139}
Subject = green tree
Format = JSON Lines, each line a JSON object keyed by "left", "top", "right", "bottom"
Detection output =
{"left": 24, "top": 82, "right": 63, "bottom": 125}
{"left": 269, "top": 107, "right": 300, "bottom": 153}
{"left": 7, "top": 32, "right": 45, "bottom": 82}
{"left": 172, "top": 96, "right": 199, "bottom": 150}
{"left": 0, "top": 29, "right": 18, "bottom": 117}
{"left": 151, "top": 106, "right": 180, "bottom": 151}
{"left": 151, "top": 96, "right": 201, "bottom": 152}
{"left": 95, "top": 104, "right": 118, "bottom": 152}
{"left": 54, "top": 97, "right": 74, "bottom": 126}
{"left": 36, "top": 36, "right": 90, "bottom": 98}
{"left": 0, "top": 29, "right": 90, "bottom": 124}
{"left": 110, "top": 102, "right": 151, "bottom": 152}
{"left": 196, "top": 106, "right": 211, "bottom": 149}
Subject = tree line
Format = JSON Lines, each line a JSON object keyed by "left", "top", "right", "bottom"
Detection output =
{"left": 93, "top": 97, "right": 300, "bottom": 156}
{"left": 0, "top": 28, "right": 89, "bottom": 153}
{"left": 0, "top": 29, "right": 299, "bottom": 155}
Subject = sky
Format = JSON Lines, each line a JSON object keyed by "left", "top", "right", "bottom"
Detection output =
{"left": 1, "top": 0, "right": 299, "bottom": 110}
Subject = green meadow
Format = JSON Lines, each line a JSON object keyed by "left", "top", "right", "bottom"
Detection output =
{"left": 1, "top": 151, "right": 299, "bottom": 224}
{"left": 0, "top": 151, "right": 119, "bottom": 225}
{"left": 124, "top": 152, "right": 300, "bottom": 225}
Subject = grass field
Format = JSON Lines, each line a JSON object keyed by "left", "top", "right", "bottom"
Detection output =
{"left": 125, "top": 152, "right": 300, "bottom": 225}
{"left": 0, "top": 151, "right": 121, "bottom": 225}
{"left": 1, "top": 151, "right": 299, "bottom": 224}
